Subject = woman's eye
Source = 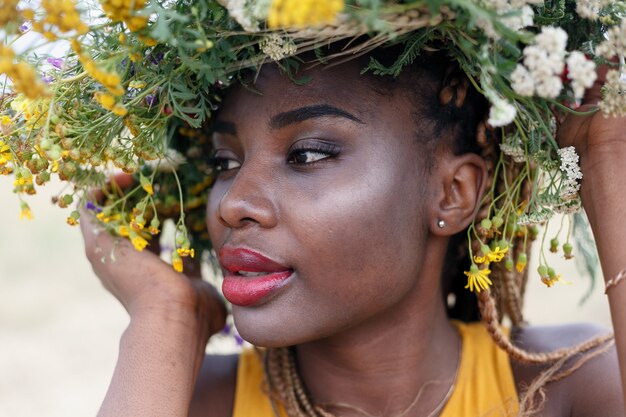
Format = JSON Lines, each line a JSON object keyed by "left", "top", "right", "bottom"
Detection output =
{"left": 287, "top": 144, "right": 340, "bottom": 165}
{"left": 212, "top": 157, "right": 241, "bottom": 172}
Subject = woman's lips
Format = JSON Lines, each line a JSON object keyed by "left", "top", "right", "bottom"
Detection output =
{"left": 219, "top": 247, "right": 293, "bottom": 307}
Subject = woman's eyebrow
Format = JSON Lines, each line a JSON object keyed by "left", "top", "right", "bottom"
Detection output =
{"left": 212, "top": 120, "right": 237, "bottom": 135}
{"left": 269, "top": 104, "right": 364, "bottom": 130}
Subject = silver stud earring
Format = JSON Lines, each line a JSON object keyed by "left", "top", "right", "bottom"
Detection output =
{"left": 437, "top": 220, "right": 446, "bottom": 228}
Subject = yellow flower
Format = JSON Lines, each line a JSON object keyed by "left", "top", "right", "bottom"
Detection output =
{"left": 1, "top": 115, "right": 11, "bottom": 125}
{"left": 515, "top": 253, "right": 528, "bottom": 273}
{"left": 1, "top": 0, "right": 19, "bottom": 27}
{"left": 486, "top": 246, "right": 508, "bottom": 263}
{"left": 101, "top": 0, "right": 148, "bottom": 32}
{"left": 95, "top": 92, "right": 116, "bottom": 110}
{"left": 473, "top": 245, "right": 507, "bottom": 265}
{"left": 66, "top": 216, "right": 79, "bottom": 226}
{"left": 268, "top": 0, "right": 344, "bottom": 28}
{"left": 129, "top": 231, "right": 148, "bottom": 252}
{"left": 111, "top": 104, "right": 128, "bottom": 117}
{"left": 20, "top": 203, "right": 33, "bottom": 220}
{"left": 0, "top": 140, "right": 12, "bottom": 165}
{"left": 118, "top": 225, "right": 129, "bottom": 237}
{"left": 129, "top": 80, "right": 147, "bottom": 89}
{"left": 541, "top": 275, "right": 561, "bottom": 288}
{"left": 142, "top": 183, "right": 154, "bottom": 195}
{"left": 464, "top": 264, "right": 492, "bottom": 293}
{"left": 177, "top": 247, "right": 195, "bottom": 258}
{"left": 473, "top": 254, "right": 487, "bottom": 264}
{"left": 0, "top": 48, "right": 49, "bottom": 100}
{"left": 172, "top": 252, "right": 183, "bottom": 273}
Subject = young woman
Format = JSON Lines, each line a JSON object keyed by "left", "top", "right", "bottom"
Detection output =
{"left": 78, "top": 43, "right": 626, "bottom": 417}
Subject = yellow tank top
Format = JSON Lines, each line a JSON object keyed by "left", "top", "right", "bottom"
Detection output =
{"left": 232, "top": 322, "right": 519, "bottom": 417}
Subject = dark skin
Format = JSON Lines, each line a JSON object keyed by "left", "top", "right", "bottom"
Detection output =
{"left": 81, "top": 60, "right": 625, "bottom": 417}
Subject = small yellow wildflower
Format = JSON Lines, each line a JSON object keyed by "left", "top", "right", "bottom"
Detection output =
{"left": 172, "top": 252, "right": 183, "bottom": 273}
{"left": 66, "top": 216, "right": 79, "bottom": 226}
{"left": 111, "top": 104, "right": 128, "bottom": 117}
{"left": 142, "top": 183, "right": 154, "bottom": 195}
{"left": 515, "top": 253, "right": 528, "bottom": 272}
{"left": 473, "top": 245, "right": 507, "bottom": 265}
{"left": 124, "top": 118, "right": 140, "bottom": 137}
{"left": 101, "top": 0, "right": 148, "bottom": 32}
{"left": 20, "top": 203, "right": 33, "bottom": 220}
{"left": 177, "top": 247, "right": 195, "bottom": 258}
{"left": 486, "top": 246, "right": 508, "bottom": 263}
{"left": 1, "top": 115, "right": 11, "bottom": 126}
{"left": 95, "top": 92, "right": 116, "bottom": 110}
{"left": 130, "top": 214, "right": 146, "bottom": 232}
{"left": 541, "top": 275, "right": 561, "bottom": 288}
{"left": 0, "top": 140, "right": 12, "bottom": 165}
{"left": 118, "top": 225, "right": 129, "bottom": 237}
{"left": 464, "top": 264, "right": 492, "bottom": 293}
{"left": 0, "top": 47, "right": 49, "bottom": 100}
{"left": 268, "top": 0, "right": 344, "bottom": 28}
{"left": 129, "top": 80, "right": 147, "bottom": 89}
{"left": 130, "top": 234, "right": 149, "bottom": 251}
{"left": 1, "top": 0, "right": 19, "bottom": 27}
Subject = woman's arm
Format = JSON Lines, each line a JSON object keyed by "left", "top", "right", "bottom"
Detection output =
{"left": 80, "top": 210, "right": 227, "bottom": 417}
{"left": 558, "top": 66, "right": 626, "bottom": 404}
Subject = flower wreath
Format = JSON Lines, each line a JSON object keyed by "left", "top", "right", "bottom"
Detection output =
{"left": 1, "top": 0, "right": 625, "bottom": 300}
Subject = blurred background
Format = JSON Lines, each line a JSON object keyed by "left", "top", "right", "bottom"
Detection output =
{"left": 0, "top": 174, "right": 612, "bottom": 417}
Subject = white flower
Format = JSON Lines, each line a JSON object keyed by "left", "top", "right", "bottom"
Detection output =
{"left": 576, "top": 0, "right": 611, "bottom": 19}
{"left": 535, "top": 27, "right": 568, "bottom": 55}
{"left": 535, "top": 74, "right": 563, "bottom": 99}
{"left": 514, "top": 27, "right": 569, "bottom": 99}
{"left": 553, "top": 198, "right": 582, "bottom": 214}
{"left": 557, "top": 146, "right": 583, "bottom": 200}
{"left": 220, "top": 0, "right": 259, "bottom": 31}
{"left": 517, "top": 209, "right": 553, "bottom": 226}
{"left": 595, "top": 19, "right": 626, "bottom": 59}
{"left": 566, "top": 51, "right": 597, "bottom": 99}
{"left": 599, "top": 69, "right": 626, "bottom": 118}
{"left": 488, "top": 96, "right": 517, "bottom": 127}
{"left": 261, "top": 34, "right": 297, "bottom": 61}
{"left": 510, "top": 64, "right": 535, "bottom": 96}
{"left": 500, "top": 142, "right": 526, "bottom": 163}
{"left": 502, "top": 5, "right": 535, "bottom": 30}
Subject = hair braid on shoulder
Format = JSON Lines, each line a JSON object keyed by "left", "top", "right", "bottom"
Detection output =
{"left": 477, "top": 289, "right": 613, "bottom": 364}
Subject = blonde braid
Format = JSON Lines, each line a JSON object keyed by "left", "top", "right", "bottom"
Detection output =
{"left": 477, "top": 289, "right": 613, "bottom": 364}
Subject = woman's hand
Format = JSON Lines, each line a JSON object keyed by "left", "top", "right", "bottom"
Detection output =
{"left": 80, "top": 176, "right": 227, "bottom": 417}
{"left": 80, "top": 210, "right": 226, "bottom": 332}
{"left": 558, "top": 65, "right": 626, "bottom": 169}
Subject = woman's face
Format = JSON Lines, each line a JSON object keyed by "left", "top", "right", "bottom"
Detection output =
{"left": 207, "top": 62, "right": 439, "bottom": 347}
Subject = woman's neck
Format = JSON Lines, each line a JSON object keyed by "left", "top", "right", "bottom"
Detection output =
{"left": 294, "top": 272, "right": 460, "bottom": 417}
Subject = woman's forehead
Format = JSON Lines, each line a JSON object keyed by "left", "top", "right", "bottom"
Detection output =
{"left": 218, "top": 62, "right": 399, "bottom": 123}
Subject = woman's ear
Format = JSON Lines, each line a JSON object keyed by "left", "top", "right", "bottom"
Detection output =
{"left": 428, "top": 152, "right": 488, "bottom": 236}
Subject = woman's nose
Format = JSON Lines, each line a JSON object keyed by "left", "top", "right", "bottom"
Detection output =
{"left": 215, "top": 163, "right": 279, "bottom": 230}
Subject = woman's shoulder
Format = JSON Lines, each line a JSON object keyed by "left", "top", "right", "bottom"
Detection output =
{"left": 189, "top": 353, "right": 240, "bottom": 417}
{"left": 510, "top": 323, "right": 623, "bottom": 417}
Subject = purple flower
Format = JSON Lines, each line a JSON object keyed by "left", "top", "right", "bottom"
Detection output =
{"left": 19, "top": 23, "right": 30, "bottom": 32}
{"left": 47, "top": 57, "right": 64, "bottom": 69}
{"left": 41, "top": 76, "right": 54, "bottom": 84}
{"left": 145, "top": 94, "right": 158, "bottom": 107}
{"left": 85, "top": 201, "right": 102, "bottom": 213}
{"left": 149, "top": 51, "right": 164, "bottom": 65}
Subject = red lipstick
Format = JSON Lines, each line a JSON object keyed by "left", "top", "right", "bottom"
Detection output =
{"left": 219, "top": 247, "right": 293, "bottom": 307}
